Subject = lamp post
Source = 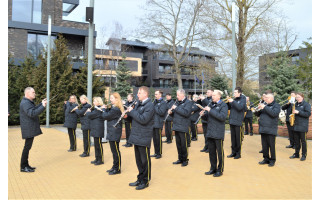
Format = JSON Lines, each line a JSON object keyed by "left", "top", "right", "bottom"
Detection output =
{"left": 87, "top": 0, "right": 95, "bottom": 103}
{"left": 231, "top": 0, "right": 236, "bottom": 92}
{"left": 46, "top": 15, "right": 51, "bottom": 128}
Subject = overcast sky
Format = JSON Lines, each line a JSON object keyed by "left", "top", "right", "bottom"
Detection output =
{"left": 91, "top": 0, "right": 311, "bottom": 51}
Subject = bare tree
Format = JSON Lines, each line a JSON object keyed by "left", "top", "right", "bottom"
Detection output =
{"left": 138, "top": 0, "right": 205, "bottom": 89}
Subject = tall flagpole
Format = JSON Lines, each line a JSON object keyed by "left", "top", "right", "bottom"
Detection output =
{"left": 46, "top": 15, "right": 51, "bottom": 128}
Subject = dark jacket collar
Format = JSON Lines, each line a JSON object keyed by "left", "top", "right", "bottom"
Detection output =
{"left": 23, "top": 97, "right": 34, "bottom": 104}
{"left": 141, "top": 98, "right": 151, "bottom": 106}
{"left": 267, "top": 100, "right": 275, "bottom": 106}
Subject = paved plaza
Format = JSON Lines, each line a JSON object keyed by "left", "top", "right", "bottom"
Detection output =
{"left": 8, "top": 126, "right": 312, "bottom": 199}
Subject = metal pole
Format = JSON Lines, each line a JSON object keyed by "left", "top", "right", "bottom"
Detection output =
{"left": 87, "top": 0, "right": 95, "bottom": 103}
{"left": 194, "top": 74, "right": 196, "bottom": 95}
{"left": 46, "top": 15, "right": 51, "bottom": 128}
{"left": 232, "top": 1, "right": 236, "bottom": 92}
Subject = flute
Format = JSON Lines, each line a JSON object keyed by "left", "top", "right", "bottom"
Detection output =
{"left": 194, "top": 101, "right": 212, "bottom": 124}
{"left": 83, "top": 105, "right": 94, "bottom": 115}
{"left": 113, "top": 100, "right": 137, "bottom": 128}
{"left": 163, "top": 100, "right": 178, "bottom": 122}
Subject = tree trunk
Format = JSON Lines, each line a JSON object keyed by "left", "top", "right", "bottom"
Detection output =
{"left": 175, "top": 63, "right": 183, "bottom": 89}
{"left": 236, "top": 1, "right": 245, "bottom": 88}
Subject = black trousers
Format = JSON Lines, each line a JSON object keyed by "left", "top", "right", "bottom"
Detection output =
{"left": 230, "top": 124, "right": 242, "bottom": 155}
{"left": 175, "top": 131, "right": 188, "bottom": 162}
{"left": 286, "top": 121, "right": 295, "bottom": 146}
{"left": 293, "top": 131, "right": 307, "bottom": 156}
{"left": 153, "top": 128, "right": 163, "bottom": 155}
{"left": 261, "top": 133, "right": 276, "bottom": 162}
{"left": 202, "top": 123, "right": 208, "bottom": 150}
{"left": 244, "top": 117, "right": 253, "bottom": 134}
{"left": 208, "top": 138, "right": 224, "bottom": 173}
{"left": 82, "top": 130, "right": 90, "bottom": 155}
{"left": 109, "top": 141, "right": 121, "bottom": 171}
{"left": 187, "top": 128, "right": 191, "bottom": 146}
{"left": 20, "top": 137, "right": 34, "bottom": 168}
{"left": 134, "top": 145, "right": 151, "bottom": 185}
{"left": 67, "top": 128, "right": 77, "bottom": 150}
{"left": 94, "top": 137, "right": 104, "bottom": 162}
{"left": 165, "top": 121, "right": 173, "bottom": 141}
{"left": 190, "top": 122, "right": 198, "bottom": 139}
{"left": 124, "top": 121, "right": 132, "bottom": 143}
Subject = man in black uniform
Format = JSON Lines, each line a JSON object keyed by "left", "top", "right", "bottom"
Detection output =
{"left": 19, "top": 87, "right": 47, "bottom": 172}
{"left": 289, "top": 92, "right": 311, "bottom": 161}
{"left": 189, "top": 94, "right": 201, "bottom": 141}
{"left": 127, "top": 86, "right": 155, "bottom": 190}
{"left": 201, "top": 90, "right": 228, "bottom": 177}
{"left": 169, "top": 89, "right": 193, "bottom": 167}
{"left": 164, "top": 93, "right": 175, "bottom": 143}
{"left": 123, "top": 93, "right": 134, "bottom": 147}
{"left": 282, "top": 91, "right": 296, "bottom": 148}
{"left": 199, "top": 89, "right": 213, "bottom": 153}
{"left": 256, "top": 93, "right": 280, "bottom": 167}
{"left": 151, "top": 90, "right": 167, "bottom": 159}
{"left": 227, "top": 87, "right": 246, "bottom": 159}
{"left": 244, "top": 97, "right": 254, "bottom": 136}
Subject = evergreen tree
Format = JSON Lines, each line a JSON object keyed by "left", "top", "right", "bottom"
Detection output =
{"left": 265, "top": 52, "right": 301, "bottom": 103}
{"left": 209, "top": 73, "right": 230, "bottom": 98}
{"left": 170, "top": 86, "right": 178, "bottom": 100}
{"left": 149, "top": 87, "right": 155, "bottom": 101}
{"left": 114, "top": 55, "right": 132, "bottom": 98}
{"left": 297, "top": 39, "right": 312, "bottom": 100}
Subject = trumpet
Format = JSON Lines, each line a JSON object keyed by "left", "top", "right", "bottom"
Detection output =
{"left": 253, "top": 101, "right": 267, "bottom": 112}
{"left": 279, "top": 96, "right": 292, "bottom": 106}
{"left": 113, "top": 100, "right": 137, "bottom": 128}
{"left": 222, "top": 96, "right": 233, "bottom": 103}
{"left": 164, "top": 100, "right": 178, "bottom": 122}
{"left": 194, "top": 102, "right": 212, "bottom": 124}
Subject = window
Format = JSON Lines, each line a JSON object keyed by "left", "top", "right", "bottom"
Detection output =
{"left": 159, "top": 65, "right": 165, "bottom": 73}
{"left": 12, "top": 0, "right": 42, "bottom": 23}
{"left": 27, "top": 33, "right": 56, "bottom": 59}
{"left": 63, "top": 0, "right": 88, "bottom": 23}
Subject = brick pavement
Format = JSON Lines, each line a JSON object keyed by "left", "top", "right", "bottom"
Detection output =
{"left": 8, "top": 127, "right": 312, "bottom": 199}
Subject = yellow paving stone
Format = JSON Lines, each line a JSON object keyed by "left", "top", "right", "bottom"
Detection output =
{"left": 8, "top": 127, "right": 312, "bottom": 199}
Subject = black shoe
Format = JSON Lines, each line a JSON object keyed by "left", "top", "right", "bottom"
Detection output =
{"left": 94, "top": 160, "right": 104, "bottom": 165}
{"left": 163, "top": 140, "right": 168, "bottom": 143}
{"left": 173, "top": 160, "right": 182, "bottom": 164}
{"left": 181, "top": 161, "right": 188, "bottom": 167}
{"left": 129, "top": 181, "right": 140, "bottom": 187}
{"left": 227, "top": 153, "right": 236, "bottom": 158}
{"left": 67, "top": 149, "right": 75, "bottom": 152}
{"left": 187, "top": 144, "right": 191, "bottom": 147}
{"left": 167, "top": 141, "right": 172, "bottom": 144}
{"left": 106, "top": 168, "right": 114, "bottom": 173}
{"left": 205, "top": 170, "right": 215, "bottom": 175}
{"left": 150, "top": 154, "right": 157, "bottom": 157}
{"left": 290, "top": 154, "right": 299, "bottom": 159}
{"left": 191, "top": 138, "right": 197, "bottom": 141}
{"left": 20, "top": 166, "right": 35, "bottom": 173}
{"left": 286, "top": 145, "right": 294, "bottom": 148}
{"left": 292, "top": 145, "right": 296, "bottom": 149}
{"left": 122, "top": 143, "right": 128, "bottom": 147}
{"left": 127, "top": 143, "right": 133, "bottom": 147}
{"left": 91, "top": 160, "right": 97, "bottom": 164}
{"left": 234, "top": 154, "right": 241, "bottom": 159}
{"left": 268, "top": 162, "right": 275, "bottom": 167}
{"left": 79, "top": 153, "right": 89, "bottom": 157}
{"left": 27, "top": 165, "right": 36, "bottom": 170}
{"left": 155, "top": 155, "right": 162, "bottom": 159}
{"left": 300, "top": 156, "right": 306, "bottom": 161}
{"left": 205, "top": 149, "right": 209, "bottom": 153}
{"left": 259, "top": 160, "right": 269, "bottom": 165}
{"left": 259, "top": 150, "right": 263, "bottom": 153}
{"left": 244, "top": 132, "right": 249, "bottom": 135}
{"left": 136, "top": 183, "right": 149, "bottom": 190}
{"left": 109, "top": 169, "right": 121, "bottom": 175}
{"left": 200, "top": 148, "right": 208, "bottom": 152}
{"left": 213, "top": 172, "right": 223, "bottom": 177}
{"left": 250, "top": 133, "right": 253, "bottom": 136}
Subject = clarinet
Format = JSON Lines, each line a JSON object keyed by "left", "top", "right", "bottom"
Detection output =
{"left": 163, "top": 100, "right": 178, "bottom": 122}
{"left": 194, "top": 101, "right": 212, "bottom": 125}
{"left": 113, "top": 99, "right": 137, "bottom": 128}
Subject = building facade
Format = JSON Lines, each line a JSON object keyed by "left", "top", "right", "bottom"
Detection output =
{"left": 8, "top": 0, "right": 96, "bottom": 69}
{"left": 96, "top": 38, "right": 218, "bottom": 96}
{"left": 259, "top": 48, "right": 311, "bottom": 92}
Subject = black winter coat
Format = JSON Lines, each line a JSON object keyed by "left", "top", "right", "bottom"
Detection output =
{"left": 293, "top": 100, "right": 311, "bottom": 133}
{"left": 256, "top": 100, "right": 280, "bottom": 135}
{"left": 201, "top": 97, "right": 212, "bottom": 123}
{"left": 63, "top": 101, "right": 78, "bottom": 129}
{"left": 282, "top": 101, "right": 293, "bottom": 122}
{"left": 102, "top": 106, "right": 122, "bottom": 142}
{"left": 206, "top": 100, "right": 228, "bottom": 140}
{"left": 227, "top": 94, "right": 246, "bottom": 126}
{"left": 86, "top": 106, "right": 104, "bottom": 138}
{"left": 128, "top": 98, "right": 155, "bottom": 148}
{"left": 19, "top": 97, "right": 45, "bottom": 139}
{"left": 75, "top": 103, "right": 92, "bottom": 130}
{"left": 189, "top": 100, "right": 201, "bottom": 122}
{"left": 153, "top": 98, "right": 167, "bottom": 128}
{"left": 165, "top": 99, "right": 175, "bottom": 122}
{"left": 171, "top": 98, "right": 193, "bottom": 133}
{"left": 244, "top": 101, "right": 254, "bottom": 119}
{"left": 124, "top": 101, "right": 134, "bottom": 122}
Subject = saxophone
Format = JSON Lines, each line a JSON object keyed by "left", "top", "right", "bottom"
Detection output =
{"left": 289, "top": 103, "right": 296, "bottom": 126}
